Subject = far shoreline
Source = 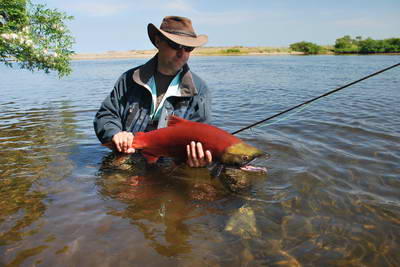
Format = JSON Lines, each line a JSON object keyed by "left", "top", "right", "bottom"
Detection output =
{"left": 71, "top": 46, "right": 400, "bottom": 60}
{"left": 71, "top": 46, "right": 304, "bottom": 60}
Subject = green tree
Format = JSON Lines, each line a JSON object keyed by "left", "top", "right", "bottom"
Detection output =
{"left": 290, "top": 41, "right": 322, "bottom": 54}
{"left": 384, "top": 38, "right": 400, "bottom": 52}
{"left": 334, "top": 35, "right": 400, "bottom": 53}
{"left": 334, "top": 35, "right": 359, "bottom": 53}
{"left": 0, "top": 0, "right": 74, "bottom": 77}
{"left": 358, "top": 38, "right": 383, "bottom": 53}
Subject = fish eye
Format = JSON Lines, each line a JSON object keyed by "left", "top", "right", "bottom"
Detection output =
{"left": 242, "top": 155, "right": 250, "bottom": 161}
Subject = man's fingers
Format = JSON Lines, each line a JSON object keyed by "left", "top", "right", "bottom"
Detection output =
{"left": 186, "top": 144, "right": 194, "bottom": 167}
{"left": 114, "top": 139, "right": 122, "bottom": 152}
{"left": 126, "top": 148, "right": 135, "bottom": 154}
{"left": 196, "top": 142, "right": 207, "bottom": 166}
{"left": 190, "top": 141, "right": 199, "bottom": 167}
{"left": 205, "top": 150, "right": 212, "bottom": 164}
{"left": 123, "top": 137, "right": 129, "bottom": 152}
{"left": 123, "top": 133, "right": 134, "bottom": 153}
{"left": 191, "top": 141, "right": 201, "bottom": 167}
{"left": 112, "top": 132, "right": 134, "bottom": 154}
{"left": 190, "top": 141, "right": 197, "bottom": 159}
{"left": 122, "top": 140, "right": 128, "bottom": 152}
{"left": 186, "top": 141, "right": 212, "bottom": 168}
{"left": 196, "top": 142, "right": 204, "bottom": 159}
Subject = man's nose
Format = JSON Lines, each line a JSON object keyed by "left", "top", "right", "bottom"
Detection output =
{"left": 176, "top": 47, "right": 187, "bottom": 56}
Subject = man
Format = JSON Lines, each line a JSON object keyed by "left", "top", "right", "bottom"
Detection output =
{"left": 94, "top": 16, "right": 212, "bottom": 167}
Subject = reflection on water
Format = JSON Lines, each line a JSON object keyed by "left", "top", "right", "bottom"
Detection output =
{"left": 0, "top": 56, "right": 399, "bottom": 266}
{"left": 96, "top": 153, "right": 231, "bottom": 257}
{"left": 0, "top": 102, "right": 81, "bottom": 265}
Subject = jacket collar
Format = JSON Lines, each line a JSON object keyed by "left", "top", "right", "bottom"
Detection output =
{"left": 132, "top": 54, "right": 198, "bottom": 97}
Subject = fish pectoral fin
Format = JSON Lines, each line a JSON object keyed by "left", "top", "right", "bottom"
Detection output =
{"left": 141, "top": 151, "right": 159, "bottom": 164}
{"left": 167, "top": 115, "right": 187, "bottom": 127}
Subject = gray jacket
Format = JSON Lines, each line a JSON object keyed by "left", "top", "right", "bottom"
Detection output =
{"left": 94, "top": 55, "right": 211, "bottom": 144}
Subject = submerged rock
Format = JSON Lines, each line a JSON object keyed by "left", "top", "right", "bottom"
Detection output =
{"left": 225, "top": 205, "right": 261, "bottom": 239}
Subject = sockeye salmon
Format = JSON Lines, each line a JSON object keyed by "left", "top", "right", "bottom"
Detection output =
{"left": 130, "top": 116, "right": 264, "bottom": 166}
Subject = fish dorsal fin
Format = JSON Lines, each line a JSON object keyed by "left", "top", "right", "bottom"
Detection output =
{"left": 167, "top": 115, "right": 187, "bottom": 127}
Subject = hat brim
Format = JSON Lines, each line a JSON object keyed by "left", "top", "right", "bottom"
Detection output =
{"left": 148, "top": 23, "right": 208, "bottom": 48}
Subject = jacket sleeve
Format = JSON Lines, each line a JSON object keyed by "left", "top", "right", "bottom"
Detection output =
{"left": 93, "top": 75, "right": 126, "bottom": 144}
{"left": 202, "top": 81, "right": 212, "bottom": 123}
{"left": 187, "top": 73, "right": 212, "bottom": 124}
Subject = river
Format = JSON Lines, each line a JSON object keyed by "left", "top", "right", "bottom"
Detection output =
{"left": 0, "top": 55, "right": 399, "bottom": 266}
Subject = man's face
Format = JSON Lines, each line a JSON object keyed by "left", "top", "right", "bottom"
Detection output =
{"left": 155, "top": 35, "right": 192, "bottom": 75}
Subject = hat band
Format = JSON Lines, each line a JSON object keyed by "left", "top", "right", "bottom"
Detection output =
{"left": 163, "top": 29, "right": 197, "bottom": 38}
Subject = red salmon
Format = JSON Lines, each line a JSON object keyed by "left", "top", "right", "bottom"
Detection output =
{"left": 131, "top": 116, "right": 264, "bottom": 165}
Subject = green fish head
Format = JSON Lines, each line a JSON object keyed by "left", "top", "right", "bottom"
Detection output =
{"left": 221, "top": 142, "right": 265, "bottom": 167}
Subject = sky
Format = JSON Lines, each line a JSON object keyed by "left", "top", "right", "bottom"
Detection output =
{"left": 36, "top": 0, "right": 400, "bottom": 53}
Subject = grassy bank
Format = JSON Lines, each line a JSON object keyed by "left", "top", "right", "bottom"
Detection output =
{"left": 72, "top": 44, "right": 400, "bottom": 60}
{"left": 192, "top": 46, "right": 294, "bottom": 56}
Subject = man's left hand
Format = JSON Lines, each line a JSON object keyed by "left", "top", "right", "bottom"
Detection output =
{"left": 186, "top": 141, "right": 212, "bottom": 167}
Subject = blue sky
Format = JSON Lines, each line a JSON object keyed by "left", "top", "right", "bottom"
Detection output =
{"left": 37, "top": 0, "right": 400, "bottom": 53}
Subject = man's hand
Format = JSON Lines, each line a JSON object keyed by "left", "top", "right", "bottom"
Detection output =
{"left": 112, "top": 131, "right": 135, "bottom": 154}
{"left": 186, "top": 141, "right": 212, "bottom": 167}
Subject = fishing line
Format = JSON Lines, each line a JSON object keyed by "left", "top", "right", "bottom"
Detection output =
{"left": 246, "top": 102, "right": 316, "bottom": 136}
{"left": 261, "top": 101, "right": 312, "bottom": 127}
{"left": 231, "top": 62, "right": 400, "bottom": 135}
{"left": 262, "top": 92, "right": 332, "bottom": 127}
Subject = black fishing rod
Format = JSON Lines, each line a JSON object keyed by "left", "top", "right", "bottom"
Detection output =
{"left": 231, "top": 62, "right": 400, "bottom": 135}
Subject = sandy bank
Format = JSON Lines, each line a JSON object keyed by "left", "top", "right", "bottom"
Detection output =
{"left": 71, "top": 47, "right": 304, "bottom": 60}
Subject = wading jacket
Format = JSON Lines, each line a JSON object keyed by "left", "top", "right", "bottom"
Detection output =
{"left": 93, "top": 55, "right": 211, "bottom": 144}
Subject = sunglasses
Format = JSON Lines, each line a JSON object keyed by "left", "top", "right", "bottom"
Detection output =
{"left": 159, "top": 35, "right": 195, "bottom": 52}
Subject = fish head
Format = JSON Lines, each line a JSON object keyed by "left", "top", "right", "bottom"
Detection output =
{"left": 221, "top": 142, "right": 265, "bottom": 167}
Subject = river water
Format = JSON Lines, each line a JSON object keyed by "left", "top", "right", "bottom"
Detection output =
{"left": 0, "top": 55, "right": 399, "bottom": 266}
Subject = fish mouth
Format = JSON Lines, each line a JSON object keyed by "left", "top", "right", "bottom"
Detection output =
{"left": 239, "top": 165, "right": 267, "bottom": 173}
{"left": 209, "top": 161, "right": 267, "bottom": 179}
{"left": 238, "top": 153, "right": 269, "bottom": 173}
{"left": 210, "top": 152, "right": 269, "bottom": 178}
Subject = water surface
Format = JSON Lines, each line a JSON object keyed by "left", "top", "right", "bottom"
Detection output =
{"left": 1, "top": 55, "right": 399, "bottom": 266}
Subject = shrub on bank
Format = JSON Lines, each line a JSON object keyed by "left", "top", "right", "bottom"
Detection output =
{"left": 334, "top": 36, "right": 400, "bottom": 54}
{"left": 289, "top": 41, "right": 322, "bottom": 54}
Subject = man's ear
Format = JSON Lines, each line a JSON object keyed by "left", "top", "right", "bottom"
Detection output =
{"left": 154, "top": 35, "right": 161, "bottom": 48}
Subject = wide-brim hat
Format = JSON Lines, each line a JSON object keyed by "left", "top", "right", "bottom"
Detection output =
{"left": 148, "top": 16, "right": 208, "bottom": 48}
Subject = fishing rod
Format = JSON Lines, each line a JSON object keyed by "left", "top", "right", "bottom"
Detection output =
{"left": 231, "top": 62, "right": 400, "bottom": 135}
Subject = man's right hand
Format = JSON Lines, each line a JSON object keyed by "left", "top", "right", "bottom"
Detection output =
{"left": 112, "top": 131, "right": 135, "bottom": 154}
